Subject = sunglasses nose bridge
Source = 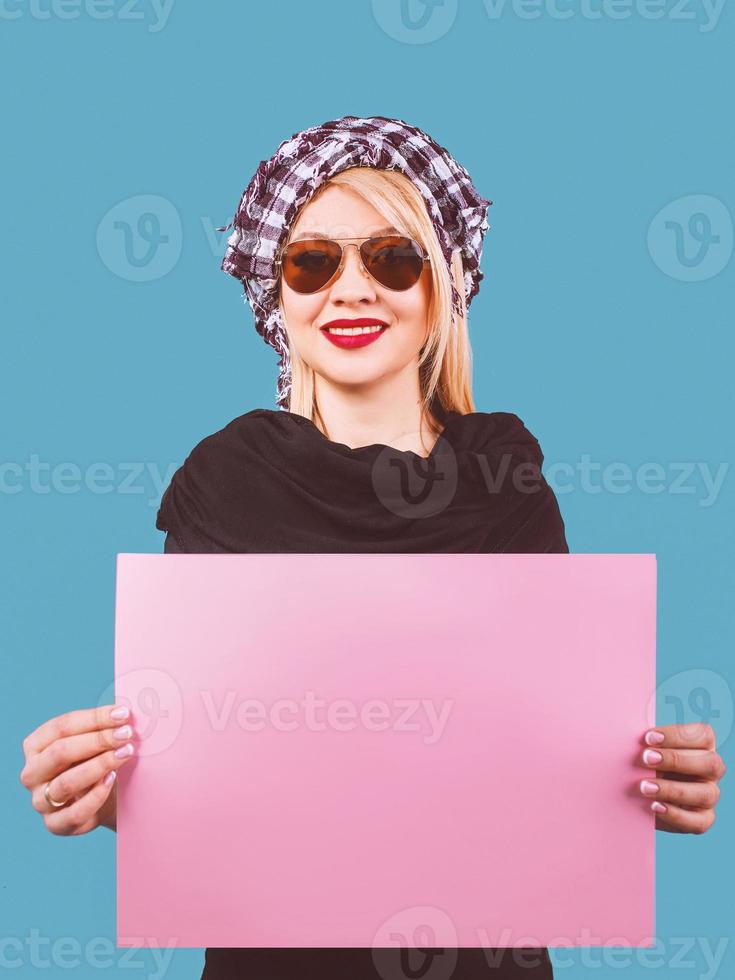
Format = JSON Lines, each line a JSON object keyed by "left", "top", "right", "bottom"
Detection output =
{"left": 335, "top": 241, "right": 371, "bottom": 283}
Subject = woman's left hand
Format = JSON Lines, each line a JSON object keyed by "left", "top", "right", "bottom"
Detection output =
{"left": 639, "top": 723, "right": 726, "bottom": 834}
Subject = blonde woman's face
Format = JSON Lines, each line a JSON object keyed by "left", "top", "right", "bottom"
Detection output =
{"left": 279, "top": 184, "right": 432, "bottom": 396}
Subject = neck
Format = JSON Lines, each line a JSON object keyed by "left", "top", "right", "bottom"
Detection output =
{"left": 312, "top": 366, "right": 443, "bottom": 457}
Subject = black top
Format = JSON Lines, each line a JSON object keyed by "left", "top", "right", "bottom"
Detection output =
{"left": 157, "top": 407, "right": 567, "bottom": 979}
{"left": 156, "top": 407, "right": 569, "bottom": 556}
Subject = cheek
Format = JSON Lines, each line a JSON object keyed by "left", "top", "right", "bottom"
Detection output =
{"left": 281, "top": 291, "right": 323, "bottom": 340}
{"left": 392, "top": 282, "right": 431, "bottom": 338}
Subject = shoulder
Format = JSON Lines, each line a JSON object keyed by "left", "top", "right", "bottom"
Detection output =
{"left": 449, "top": 410, "right": 547, "bottom": 464}
{"left": 450, "top": 410, "right": 569, "bottom": 553}
{"left": 184, "top": 408, "right": 290, "bottom": 456}
{"left": 154, "top": 408, "right": 287, "bottom": 542}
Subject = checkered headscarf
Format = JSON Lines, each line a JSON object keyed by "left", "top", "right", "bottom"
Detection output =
{"left": 216, "top": 115, "right": 492, "bottom": 409}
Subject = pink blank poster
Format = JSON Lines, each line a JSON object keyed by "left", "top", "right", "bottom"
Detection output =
{"left": 114, "top": 553, "right": 656, "bottom": 949}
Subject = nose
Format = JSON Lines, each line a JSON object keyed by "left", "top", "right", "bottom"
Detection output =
{"left": 329, "top": 243, "right": 377, "bottom": 301}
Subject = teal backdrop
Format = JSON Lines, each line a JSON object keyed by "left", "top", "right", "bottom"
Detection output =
{"left": 2, "top": 0, "right": 732, "bottom": 976}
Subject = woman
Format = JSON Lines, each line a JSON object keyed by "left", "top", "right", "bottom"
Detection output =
{"left": 19, "top": 115, "right": 726, "bottom": 980}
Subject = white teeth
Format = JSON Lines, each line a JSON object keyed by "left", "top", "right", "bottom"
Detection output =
{"left": 325, "top": 324, "right": 386, "bottom": 336}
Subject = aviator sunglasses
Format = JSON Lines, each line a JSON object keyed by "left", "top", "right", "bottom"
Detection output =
{"left": 275, "top": 235, "right": 430, "bottom": 294}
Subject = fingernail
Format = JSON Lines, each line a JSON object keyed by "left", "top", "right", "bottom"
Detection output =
{"left": 114, "top": 742, "right": 134, "bottom": 759}
{"left": 645, "top": 730, "right": 665, "bottom": 746}
{"left": 651, "top": 801, "right": 667, "bottom": 813}
{"left": 110, "top": 705, "right": 130, "bottom": 721}
{"left": 104, "top": 770, "right": 117, "bottom": 787}
{"left": 643, "top": 749, "right": 663, "bottom": 765}
{"left": 640, "top": 779, "right": 659, "bottom": 796}
{"left": 113, "top": 725, "right": 133, "bottom": 740}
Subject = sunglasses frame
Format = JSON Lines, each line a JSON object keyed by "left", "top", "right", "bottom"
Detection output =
{"left": 275, "top": 235, "right": 431, "bottom": 294}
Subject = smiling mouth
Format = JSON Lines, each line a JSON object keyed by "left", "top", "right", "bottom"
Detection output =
{"left": 320, "top": 319, "right": 389, "bottom": 335}
{"left": 319, "top": 320, "right": 390, "bottom": 349}
{"left": 322, "top": 324, "right": 387, "bottom": 336}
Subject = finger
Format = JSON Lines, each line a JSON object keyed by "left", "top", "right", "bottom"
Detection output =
{"left": 647, "top": 799, "right": 717, "bottom": 835}
{"left": 20, "top": 722, "right": 136, "bottom": 791}
{"left": 22, "top": 703, "right": 131, "bottom": 759}
{"left": 643, "top": 723, "right": 717, "bottom": 750}
{"left": 639, "top": 775, "right": 721, "bottom": 810}
{"left": 640, "top": 746, "right": 725, "bottom": 781}
{"left": 32, "top": 742, "right": 135, "bottom": 814}
{"left": 43, "top": 771, "right": 118, "bottom": 836}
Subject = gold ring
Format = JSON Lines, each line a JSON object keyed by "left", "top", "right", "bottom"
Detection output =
{"left": 44, "top": 781, "right": 68, "bottom": 808}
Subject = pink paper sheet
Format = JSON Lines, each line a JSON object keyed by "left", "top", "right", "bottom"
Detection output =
{"left": 114, "top": 553, "right": 656, "bottom": 949}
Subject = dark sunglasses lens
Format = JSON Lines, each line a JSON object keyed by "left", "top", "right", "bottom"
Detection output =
{"left": 281, "top": 240, "right": 341, "bottom": 293}
{"left": 362, "top": 236, "right": 425, "bottom": 290}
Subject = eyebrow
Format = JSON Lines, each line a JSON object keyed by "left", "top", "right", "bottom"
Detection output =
{"left": 290, "top": 226, "right": 402, "bottom": 243}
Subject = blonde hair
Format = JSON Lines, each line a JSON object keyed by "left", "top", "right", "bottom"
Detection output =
{"left": 278, "top": 166, "right": 476, "bottom": 437}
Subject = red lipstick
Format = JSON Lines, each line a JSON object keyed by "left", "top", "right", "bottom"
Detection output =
{"left": 320, "top": 318, "right": 389, "bottom": 350}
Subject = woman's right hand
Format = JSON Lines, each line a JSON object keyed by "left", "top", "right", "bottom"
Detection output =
{"left": 19, "top": 704, "right": 136, "bottom": 836}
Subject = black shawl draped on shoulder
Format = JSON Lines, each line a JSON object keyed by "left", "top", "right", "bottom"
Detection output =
{"left": 156, "top": 407, "right": 569, "bottom": 556}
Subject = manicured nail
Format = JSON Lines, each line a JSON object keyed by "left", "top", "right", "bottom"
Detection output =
{"left": 640, "top": 779, "right": 659, "bottom": 796}
{"left": 110, "top": 705, "right": 130, "bottom": 721}
{"left": 113, "top": 725, "right": 133, "bottom": 740}
{"left": 114, "top": 742, "right": 134, "bottom": 759}
{"left": 643, "top": 749, "right": 663, "bottom": 765}
{"left": 645, "top": 730, "right": 665, "bottom": 746}
{"left": 104, "top": 770, "right": 117, "bottom": 787}
{"left": 651, "top": 801, "right": 667, "bottom": 813}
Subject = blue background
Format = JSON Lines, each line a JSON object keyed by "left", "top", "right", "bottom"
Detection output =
{"left": 2, "top": 0, "right": 732, "bottom": 976}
